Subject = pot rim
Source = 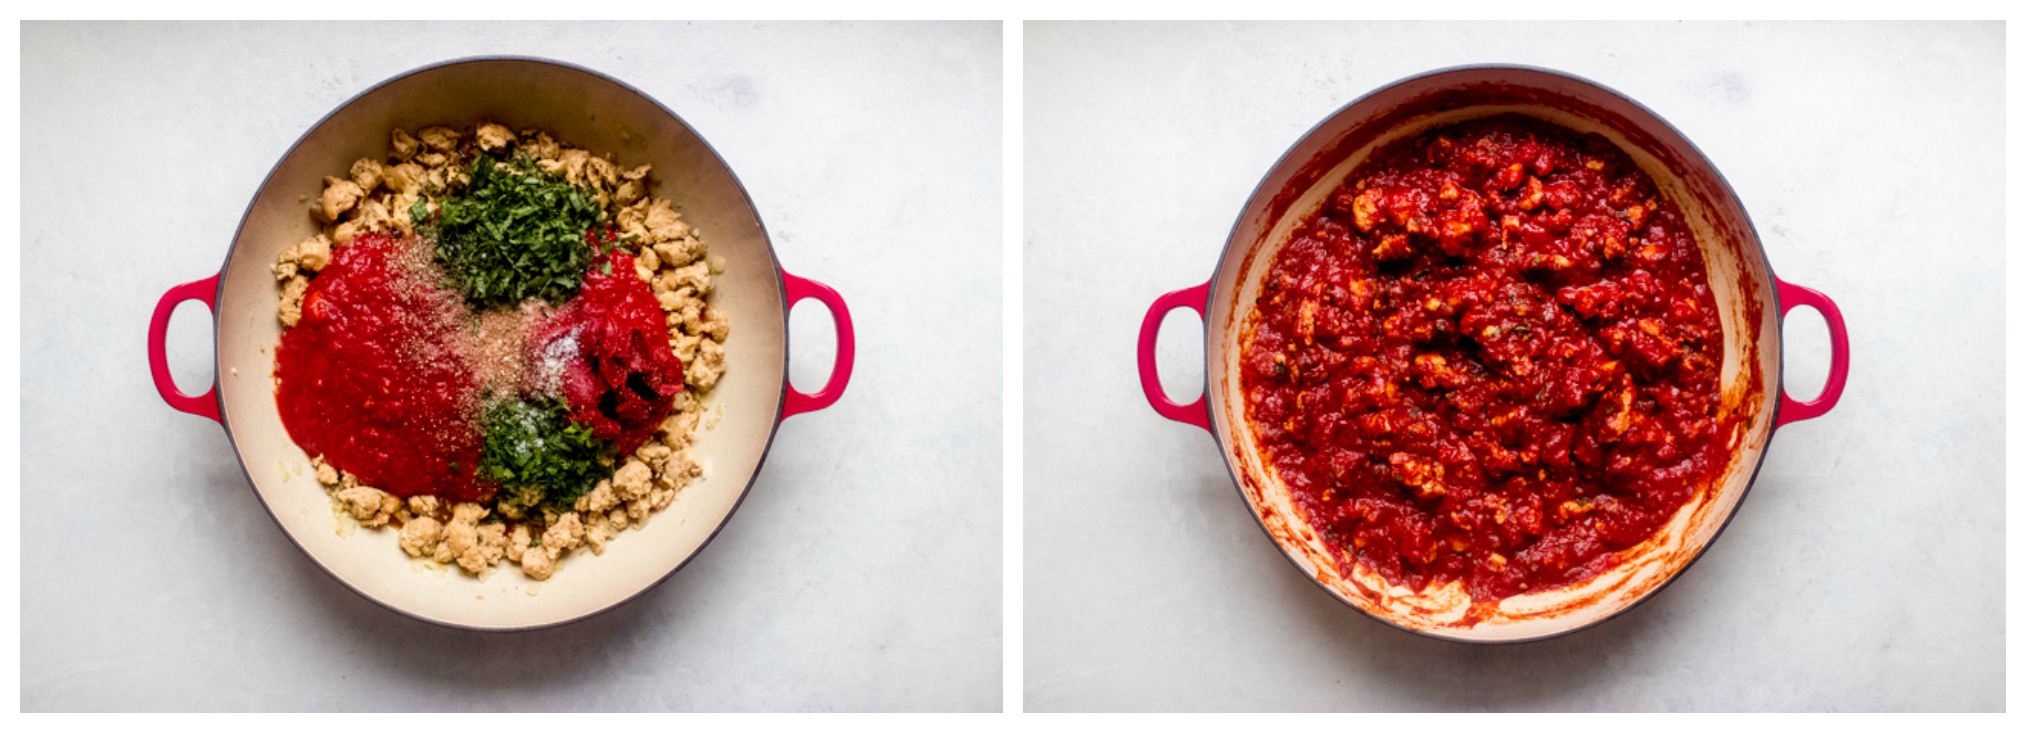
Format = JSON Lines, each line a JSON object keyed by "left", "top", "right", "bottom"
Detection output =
{"left": 209, "top": 54, "right": 791, "bottom": 632}
{"left": 1200, "top": 62, "right": 1786, "bottom": 644}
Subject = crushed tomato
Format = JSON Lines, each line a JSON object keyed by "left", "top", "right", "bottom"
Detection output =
{"left": 275, "top": 233, "right": 487, "bottom": 501}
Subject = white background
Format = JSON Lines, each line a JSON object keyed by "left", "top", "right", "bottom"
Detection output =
{"left": 1023, "top": 21, "right": 2003, "bottom": 711}
{"left": 20, "top": 21, "right": 1002, "bottom": 711}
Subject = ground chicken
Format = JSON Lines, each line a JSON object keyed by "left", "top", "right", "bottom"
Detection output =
{"left": 277, "top": 276, "right": 308, "bottom": 329}
{"left": 521, "top": 545, "right": 558, "bottom": 581}
{"left": 418, "top": 126, "right": 460, "bottom": 152}
{"left": 699, "top": 308, "right": 729, "bottom": 340}
{"left": 390, "top": 128, "right": 420, "bottom": 160}
{"left": 514, "top": 129, "right": 554, "bottom": 158}
{"left": 399, "top": 516, "right": 443, "bottom": 558}
{"left": 616, "top": 200, "right": 652, "bottom": 240}
{"left": 584, "top": 156, "right": 619, "bottom": 190}
{"left": 297, "top": 234, "right": 333, "bottom": 271}
{"left": 636, "top": 442, "right": 674, "bottom": 470}
{"left": 335, "top": 484, "right": 396, "bottom": 527}
{"left": 688, "top": 338, "right": 726, "bottom": 390}
{"left": 612, "top": 459, "right": 653, "bottom": 501}
{"left": 439, "top": 502, "right": 490, "bottom": 563}
{"left": 671, "top": 300, "right": 705, "bottom": 333}
{"left": 312, "top": 456, "right": 338, "bottom": 486}
{"left": 332, "top": 220, "right": 363, "bottom": 246}
{"left": 451, "top": 503, "right": 488, "bottom": 525}
{"left": 670, "top": 330, "right": 703, "bottom": 363}
{"left": 585, "top": 521, "right": 609, "bottom": 555}
{"left": 643, "top": 199, "right": 689, "bottom": 243}
{"left": 658, "top": 450, "right": 701, "bottom": 490}
{"left": 663, "top": 261, "right": 711, "bottom": 297}
{"left": 474, "top": 122, "right": 514, "bottom": 151}
{"left": 318, "top": 177, "right": 364, "bottom": 222}
{"left": 384, "top": 162, "right": 425, "bottom": 195}
{"left": 349, "top": 158, "right": 384, "bottom": 193}
{"left": 614, "top": 178, "right": 645, "bottom": 206}
{"left": 540, "top": 148, "right": 591, "bottom": 182}
{"left": 659, "top": 411, "right": 700, "bottom": 448}
{"left": 505, "top": 524, "right": 532, "bottom": 563}
{"left": 574, "top": 480, "right": 620, "bottom": 515}
{"left": 542, "top": 512, "right": 586, "bottom": 551}
{"left": 442, "top": 520, "right": 476, "bottom": 561}
{"left": 274, "top": 233, "right": 333, "bottom": 282}
{"left": 654, "top": 236, "right": 706, "bottom": 269}
{"left": 457, "top": 523, "right": 509, "bottom": 573}
{"left": 407, "top": 495, "right": 440, "bottom": 516}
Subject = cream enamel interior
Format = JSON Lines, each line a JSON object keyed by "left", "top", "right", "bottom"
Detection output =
{"left": 214, "top": 59, "right": 787, "bottom": 629}
{"left": 1206, "top": 68, "right": 1780, "bottom": 641}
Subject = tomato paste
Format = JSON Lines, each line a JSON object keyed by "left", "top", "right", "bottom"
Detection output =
{"left": 526, "top": 250, "right": 685, "bottom": 455}
{"left": 1241, "top": 115, "right": 1730, "bottom": 602}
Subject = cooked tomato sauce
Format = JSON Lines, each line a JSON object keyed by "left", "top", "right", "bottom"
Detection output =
{"left": 1241, "top": 115, "right": 1730, "bottom": 602}
{"left": 527, "top": 249, "right": 684, "bottom": 455}
{"left": 276, "top": 233, "right": 488, "bottom": 501}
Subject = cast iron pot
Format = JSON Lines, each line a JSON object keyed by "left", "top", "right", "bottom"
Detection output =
{"left": 146, "top": 57, "right": 855, "bottom": 630}
{"left": 1136, "top": 65, "right": 1848, "bottom": 642}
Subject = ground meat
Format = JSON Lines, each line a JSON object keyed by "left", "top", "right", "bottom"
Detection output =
{"left": 400, "top": 517, "right": 442, "bottom": 558}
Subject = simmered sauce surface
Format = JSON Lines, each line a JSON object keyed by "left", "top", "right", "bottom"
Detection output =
{"left": 1240, "top": 115, "right": 1730, "bottom": 602}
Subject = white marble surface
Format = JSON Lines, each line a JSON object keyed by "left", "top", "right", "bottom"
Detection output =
{"left": 22, "top": 21, "right": 1001, "bottom": 711}
{"left": 1024, "top": 21, "right": 2003, "bottom": 711}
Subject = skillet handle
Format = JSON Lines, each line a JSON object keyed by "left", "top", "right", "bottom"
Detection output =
{"left": 1137, "top": 282, "right": 1212, "bottom": 432}
{"left": 779, "top": 269, "right": 854, "bottom": 420}
{"left": 1773, "top": 278, "right": 1848, "bottom": 428}
{"left": 149, "top": 273, "right": 223, "bottom": 424}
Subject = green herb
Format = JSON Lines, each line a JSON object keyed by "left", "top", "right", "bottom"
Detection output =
{"left": 476, "top": 398, "right": 614, "bottom": 519}
{"left": 418, "top": 154, "right": 606, "bottom": 310}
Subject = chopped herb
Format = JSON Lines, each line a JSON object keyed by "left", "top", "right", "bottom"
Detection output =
{"left": 419, "top": 154, "right": 606, "bottom": 310}
{"left": 477, "top": 398, "right": 615, "bottom": 519}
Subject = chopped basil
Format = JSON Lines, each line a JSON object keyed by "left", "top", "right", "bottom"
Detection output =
{"left": 477, "top": 398, "right": 614, "bottom": 519}
{"left": 418, "top": 154, "right": 606, "bottom": 310}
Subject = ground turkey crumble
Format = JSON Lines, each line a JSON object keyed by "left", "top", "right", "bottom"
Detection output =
{"left": 274, "top": 122, "right": 729, "bottom": 580}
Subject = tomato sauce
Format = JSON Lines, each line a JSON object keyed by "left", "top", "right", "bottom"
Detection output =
{"left": 1240, "top": 115, "right": 1730, "bottom": 601}
{"left": 276, "top": 233, "right": 488, "bottom": 501}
